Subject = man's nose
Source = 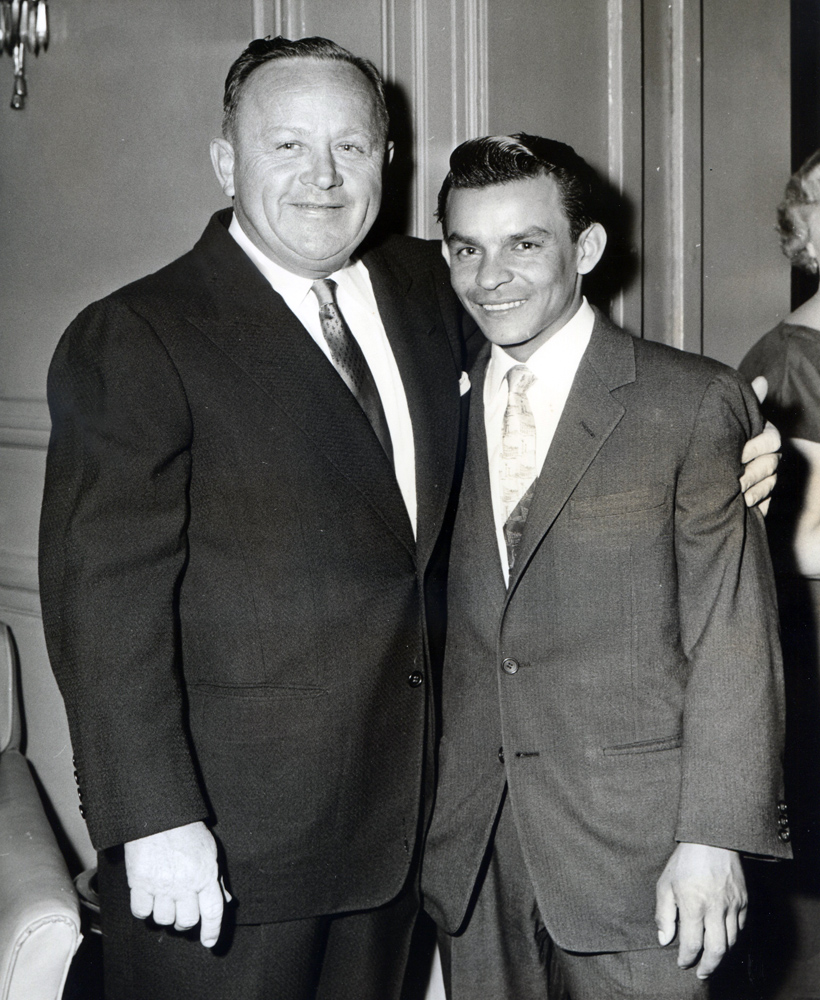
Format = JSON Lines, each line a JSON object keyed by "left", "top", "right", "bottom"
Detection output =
{"left": 476, "top": 254, "right": 513, "bottom": 290}
{"left": 301, "top": 147, "right": 342, "bottom": 189}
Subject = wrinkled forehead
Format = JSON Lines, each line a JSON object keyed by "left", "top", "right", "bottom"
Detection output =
{"left": 236, "top": 57, "right": 381, "bottom": 137}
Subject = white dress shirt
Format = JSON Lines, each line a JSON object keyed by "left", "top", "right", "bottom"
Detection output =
{"left": 229, "top": 214, "right": 417, "bottom": 538}
{"left": 484, "top": 297, "right": 595, "bottom": 583}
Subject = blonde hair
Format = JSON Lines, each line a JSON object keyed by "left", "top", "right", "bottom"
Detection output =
{"left": 777, "top": 149, "right": 820, "bottom": 273}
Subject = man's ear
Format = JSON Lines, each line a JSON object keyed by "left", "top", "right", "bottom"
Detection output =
{"left": 210, "top": 138, "right": 236, "bottom": 198}
{"left": 440, "top": 239, "right": 452, "bottom": 268}
{"left": 576, "top": 222, "right": 607, "bottom": 276}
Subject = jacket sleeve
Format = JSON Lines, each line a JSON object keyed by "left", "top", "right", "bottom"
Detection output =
{"left": 673, "top": 370, "right": 789, "bottom": 858}
{"left": 39, "top": 297, "right": 208, "bottom": 850}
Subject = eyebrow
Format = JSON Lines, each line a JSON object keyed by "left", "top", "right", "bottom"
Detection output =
{"left": 446, "top": 226, "right": 552, "bottom": 245}
{"left": 261, "top": 124, "right": 375, "bottom": 140}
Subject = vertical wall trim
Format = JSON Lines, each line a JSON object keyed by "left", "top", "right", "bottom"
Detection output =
{"left": 607, "top": 0, "right": 626, "bottom": 329}
{"left": 605, "top": 0, "right": 643, "bottom": 337}
{"left": 412, "top": 0, "right": 429, "bottom": 237}
{"left": 449, "top": 0, "right": 489, "bottom": 163}
{"left": 275, "top": 0, "right": 305, "bottom": 38}
{"left": 381, "top": 0, "right": 396, "bottom": 83}
{"left": 464, "top": 0, "right": 489, "bottom": 139}
{"left": 252, "top": 0, "right": 264, "bottom": 37}
{"left": 249, "top": 2, "right": 307, "bottom": 45}
{"left": 251, "top": 0, "right": 278, "bottom": 37}
{"left": 607, "top": 0, "right": 624, "bottom": 187}
{"left": 669, "top": 0, "right": 703, "bottom": 352}
{"left": 669, "top": 0, "right": 686, "bottom": 349}
{"left": 450, "top": 2, "right": 460, "bottom": 148}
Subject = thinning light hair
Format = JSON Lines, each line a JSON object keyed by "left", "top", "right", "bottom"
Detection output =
{"left": 221, "top": 35, "right": 389, "bottom": 148}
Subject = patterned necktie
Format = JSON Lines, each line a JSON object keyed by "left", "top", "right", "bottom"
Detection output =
{"left": 500, "top": 365, "right": 537, "bottom": 572}
{"left": 311, "top": 278, "right": 393, "bottom": 464}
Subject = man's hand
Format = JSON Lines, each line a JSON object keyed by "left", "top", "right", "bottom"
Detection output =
{"left": 655, "top": 842, "right": 747, "bottom": 979}
{"left": 124, "top": 820, "right": 228, "bottom": 948}
{"left": 740, "top": 376, "right": 780, "bottom": 515}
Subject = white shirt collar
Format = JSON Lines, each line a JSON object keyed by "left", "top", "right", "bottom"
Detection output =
{"left": 486, "top": 296, "right": 596, "bottom": 397}
{"left": 227, "top": 211, "right": 367, "bottom": 313}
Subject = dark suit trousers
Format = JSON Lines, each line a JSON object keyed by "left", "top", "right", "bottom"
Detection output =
{"left": 438, "top": 793, "right": 709, "bottom": 1000}
{"left": 98, "top": 847, "right": 420, "bottom": 1000}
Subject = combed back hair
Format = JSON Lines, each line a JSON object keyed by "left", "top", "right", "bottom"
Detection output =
{"left": 777, "top": 149, "right": 820, "bottom": 273}
{"left": 222, "top": 35, "right": 389, "bottom": 146}
{"left": 436, "top": 133, "right": 602, "bottom": 242}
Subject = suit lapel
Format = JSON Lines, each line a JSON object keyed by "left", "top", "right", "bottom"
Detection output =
{"left": 458, "top": 351, "right": 508, "bottom": 608}
{"left": 505, "top": 316, "right": 636, "bottom": 598}
{"left": 364, "top": 243, "right": 462, "bottom": 570}
{"left": 185, "top": 215, "right": 416, "bottom": 555}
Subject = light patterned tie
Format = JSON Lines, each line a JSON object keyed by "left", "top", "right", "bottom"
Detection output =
{"left": 311, "top": 278, "right": 393, "bottom": 464}
{"left": 500, "top": 365, "right": 537, "bottom": 571}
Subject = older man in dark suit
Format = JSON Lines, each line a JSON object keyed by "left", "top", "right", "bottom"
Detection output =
{"left": 38, "top": 36, "right": 473, "bottom": 1000}
{"left": 421, "top": 135, "right": 790, "bottom": 1000}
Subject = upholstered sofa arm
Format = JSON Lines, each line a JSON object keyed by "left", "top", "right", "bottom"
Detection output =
{"left": 0, "top": 748, "right": 81, "bottom": 1000}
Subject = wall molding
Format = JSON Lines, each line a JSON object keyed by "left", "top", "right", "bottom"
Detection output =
{"left": 251, "top": 0, "right": 306, "bottom": 38}
{"left": 411, "top": 0, "right": 429, "bottom": 238}
{"left": 0, "top": 398, "right": 50, "bottom": 450}
{"left": 449, "top": 0, "right": 489, "bottom": 150}
{"left": 0, "top": 587, "right": 41, "bottom": 620}
{"left": 381, "top": 0, "right": 396, "bottom": 83}
{"left": 462, "top": 0, "right": 488, "bottom": 141}
{"left": 640, "top": 0, "right": 705, "bottom": 351}
{"left": 668, "top": 0, "right": 703, "bottom": 354}
{"left": 606, "top": 0, "right": 643, "bottom": 336}
{"left": 252, "top": 0, "right": 272, "bottom": 38}
{"left": 0, "top": 550, "right": 39, "bottom": 598}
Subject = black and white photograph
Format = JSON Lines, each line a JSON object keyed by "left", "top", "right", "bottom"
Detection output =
{"left": 0, "top": 3, "right": 817, "bottom": 999}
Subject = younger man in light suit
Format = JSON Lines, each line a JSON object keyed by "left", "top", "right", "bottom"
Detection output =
{"left": 422, "top": 135, "right": 790, "bottom": 1000}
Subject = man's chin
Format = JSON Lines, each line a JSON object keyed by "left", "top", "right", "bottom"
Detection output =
{"left": 284, "top": 233, "right": 366, "bottom": 269}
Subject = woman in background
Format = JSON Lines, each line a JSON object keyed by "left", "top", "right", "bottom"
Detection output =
{"left": 740, "top": 149, "right": 820, "bottom": 1000}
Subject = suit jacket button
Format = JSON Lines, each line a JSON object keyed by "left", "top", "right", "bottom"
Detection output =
{"left": 498, "top": 747, "right": 505, "bottom": 763}
{"left": 408, "top": 671, "right": 424, "bottom": 688}
{"left": 778, "top": 829, "right": 791, "bottom": 843}
{"left": 502, "top": 657, "right": 519, "bottom": 675}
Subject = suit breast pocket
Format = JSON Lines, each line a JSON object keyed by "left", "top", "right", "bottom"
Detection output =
{"left": 602, "top": 733, "right": 682, "bottom": 756}
{"left": 570, "top": 485, "right": 667, "bottom": 519}
{"left": 569, "top": 485, "right": 671, "bottom": 542}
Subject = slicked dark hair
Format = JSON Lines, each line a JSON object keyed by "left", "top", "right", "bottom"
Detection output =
{"left": 222, "top": 36, "right": 389, "bottom": 146}
{"left": 436, "top": 133, "right": 602, "bottom": 242}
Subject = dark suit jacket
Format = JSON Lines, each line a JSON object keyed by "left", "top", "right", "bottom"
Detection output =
{"left": 422, "top": 312, "right": 789, "bottom": 953}
{"left": 39, "top": 210, "right": 471, "bottom": 924}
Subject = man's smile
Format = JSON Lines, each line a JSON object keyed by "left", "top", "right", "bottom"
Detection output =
{"left": 477, "top": 299, "right": 527, "bottom": 313}
{"left": 291, "top": 202, "right": 345, "bottom": 210}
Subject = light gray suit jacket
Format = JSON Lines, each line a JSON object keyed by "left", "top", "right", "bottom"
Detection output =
{"left": 422, "top": 312, "right": 789, "bottom": 953}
